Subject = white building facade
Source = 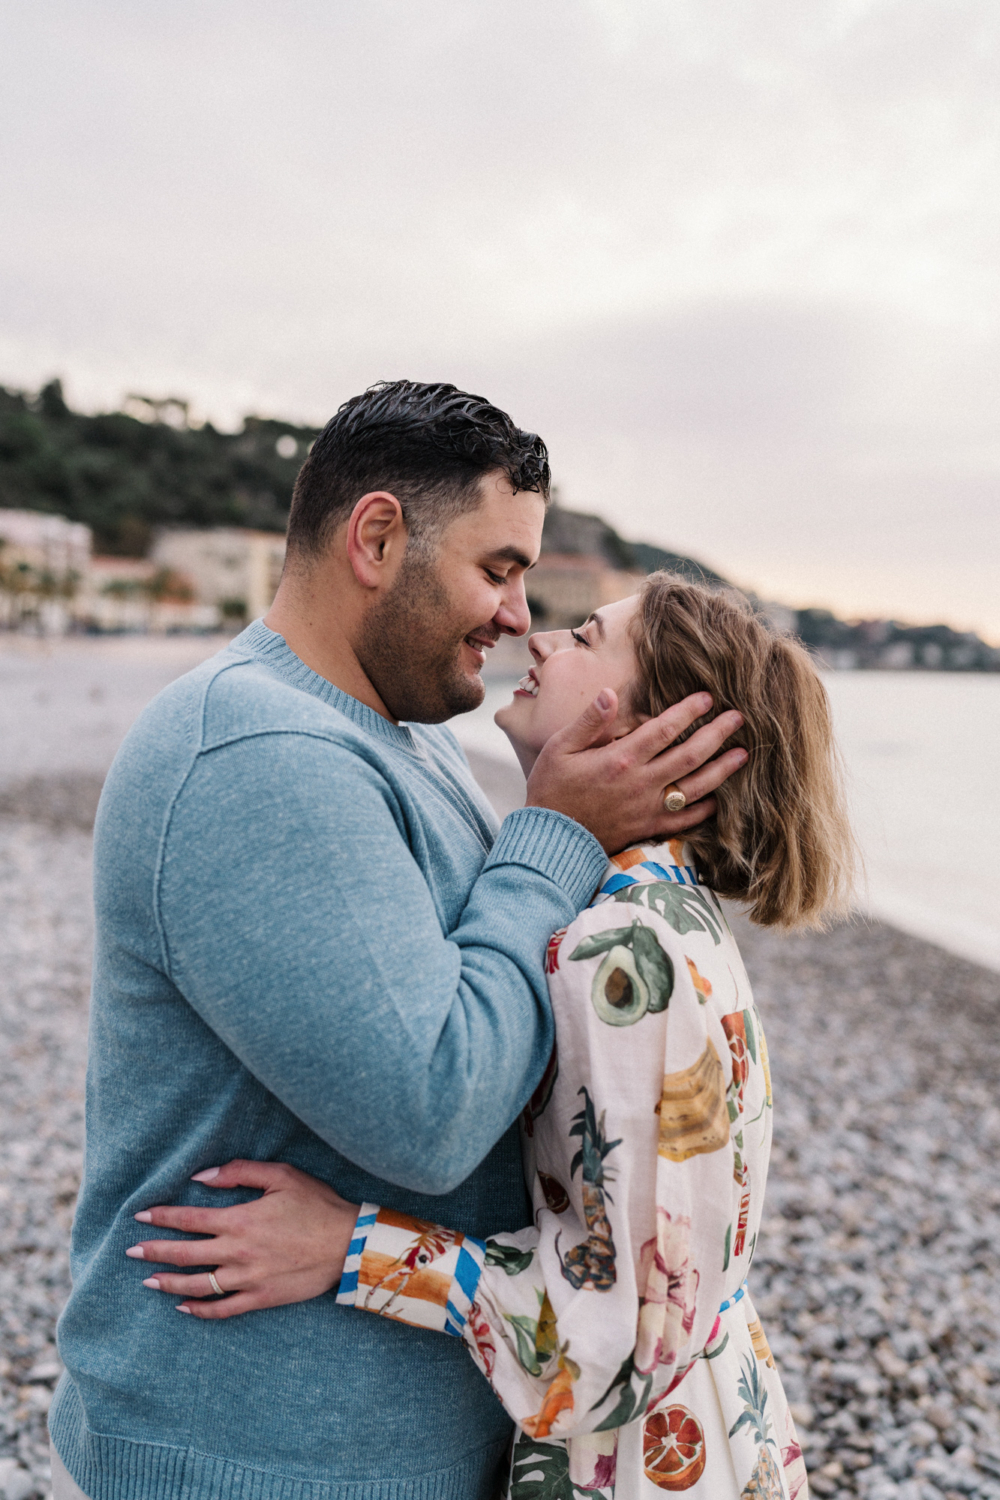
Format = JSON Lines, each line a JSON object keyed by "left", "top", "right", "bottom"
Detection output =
{"left": 150, "top": 528, "right": 286, "bottom": 623}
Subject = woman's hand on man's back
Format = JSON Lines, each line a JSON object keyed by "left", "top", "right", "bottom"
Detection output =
{"left": 125, "top": 1160, "right": 358, "bottom": 1320}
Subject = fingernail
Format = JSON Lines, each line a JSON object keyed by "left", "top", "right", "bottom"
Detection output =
{"left": 699, "top": 693, "right": 713, "bottom": 708}
{"left": 731, "top": 712, "right": 744, "bottom": 727}
{"left": 735, "top": 749, "right": 749, "bottom": 765}
{"left": 126, "top": 1246, "right": 145, "bottom": 1259}
{"left": 142, "top": 1278, "right": 161, "bottom": 1289}
{"left": 176, "top": 1305, "right": 192, "bottom": 1314}
{"left": 191, "top": 1167, "right": 220, "bottom": 1182}
{"left": 596, "top": 690, "right": 612, "bottom": 711}
{"left": 134, "top": 1210, "right": 152, "bottom": 1223}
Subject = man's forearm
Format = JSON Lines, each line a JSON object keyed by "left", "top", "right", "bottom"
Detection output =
{"left": 157, "top": 740, "right": 606, "bottom": 1193}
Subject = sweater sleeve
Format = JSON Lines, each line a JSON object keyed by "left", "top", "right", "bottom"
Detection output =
{"left": 336, "top": 897, "right": 740, "bottom": 1442}
{"left": 155, "top": 731, "right": 606, "bottom": 1195}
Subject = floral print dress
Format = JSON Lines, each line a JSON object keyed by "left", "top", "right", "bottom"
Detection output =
{"left": 336, "top": 842, "right": 808, "bottom": 1499}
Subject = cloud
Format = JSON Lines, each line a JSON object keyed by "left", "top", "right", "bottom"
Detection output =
{"left": 462, "top": 300, "right": 1000, "bottom": 635}
{"left": 1, "top": 0, "right": 998, "bottom": 633}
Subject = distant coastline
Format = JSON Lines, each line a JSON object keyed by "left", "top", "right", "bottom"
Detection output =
{"left": 1, "top": 379, "right": 996, "bottom": 669}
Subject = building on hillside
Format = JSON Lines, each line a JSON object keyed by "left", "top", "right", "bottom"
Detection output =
{"left": 0, "top": 509, "right": 92, "bottom": 631}
{"left": 84, "top": 557, "right": 158, "bottom": 632}
{"left": 531, "top": 504, "right": 724, "bottom": 629}
{"left": 525, "top": 553, "right": 646, "bottom": 630}
{"left": 0, "top": 508, "right": 91, "bottom": 574}
{"left": 540, "top": 504, "right": 636, "bottom": 570}
{"left": 0, "top": 509, "right": 233, "bottom": 633}
{"left": 150, "top": 528, "right": 287, "bottom": 624}
{"left": 79, "top": 557, "right": 219, "bottom": 634}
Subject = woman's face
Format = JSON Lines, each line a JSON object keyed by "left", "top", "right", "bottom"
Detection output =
{"left": 495, "top": 593, "right": 641, "bottom": 773}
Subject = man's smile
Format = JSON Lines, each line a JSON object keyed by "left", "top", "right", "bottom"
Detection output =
{"left": 462, "top": 629, "right": 499, "bottom": 668}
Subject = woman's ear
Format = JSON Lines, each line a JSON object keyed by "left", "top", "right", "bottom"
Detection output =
{"left": 611, "top": 715, "right": 649, "bottom": 740}
{"left": 346, "top": 492, "right": 407, "bottom": 588}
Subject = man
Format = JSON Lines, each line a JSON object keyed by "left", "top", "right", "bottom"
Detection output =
{"left": 50, "top": 382, "right": 743, "bottom": 1500}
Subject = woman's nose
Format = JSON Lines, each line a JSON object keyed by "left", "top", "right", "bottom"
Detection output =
{"left": 529, "top": 629, "right": 570, "bottom": 664}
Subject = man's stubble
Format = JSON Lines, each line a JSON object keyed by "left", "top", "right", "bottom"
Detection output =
{"left": 356, "top": 545, "right": 489, "bottom": 724}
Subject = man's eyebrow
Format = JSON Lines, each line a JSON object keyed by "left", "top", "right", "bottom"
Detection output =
{"left": 585, "top": 611, "right": 606, "bottom": 641}
{"left": 484, "top": 545, "right": 536, "bottom": 570}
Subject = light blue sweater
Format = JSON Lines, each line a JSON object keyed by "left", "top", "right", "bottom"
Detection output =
{"left": 51, "top": 620, "right": 607, "bottom": 1500}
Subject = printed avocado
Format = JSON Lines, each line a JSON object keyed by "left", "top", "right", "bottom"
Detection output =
{"left": 592, "top": 945, "right": 650, "bottom": 1025}
{"left": 632, "top": 924, "right": 675, "bottom": 1013}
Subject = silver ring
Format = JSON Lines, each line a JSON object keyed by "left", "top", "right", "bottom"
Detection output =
{"left": 663, "top": 784, "right": 687, "bottom": 813}
{"left": 207, "top": 1271, "right": 224, "bottom": 1297}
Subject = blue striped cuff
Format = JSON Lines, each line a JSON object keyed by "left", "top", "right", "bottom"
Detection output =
{"left": 336, "top": 1207, "right": 486, "bottom": 1338}
{"left": 335, "top": 1204, "right": 379, "bottom": 1305}
{"left": 442, "top": 1237, "right": 486, "bottom": 1337}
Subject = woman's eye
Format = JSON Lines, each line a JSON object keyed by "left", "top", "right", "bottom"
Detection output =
{"left": 570, "top": 629, "right": 590, "bottom": 647}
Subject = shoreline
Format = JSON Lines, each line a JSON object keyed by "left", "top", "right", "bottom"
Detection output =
{"left": 2, "top": 634, "right": 997, "bottom": 977}
{"left": 2, "top": 769, "right": 1000, "bottom": 1497}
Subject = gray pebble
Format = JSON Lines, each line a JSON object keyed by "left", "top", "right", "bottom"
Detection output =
{"left": 0, "top": 1459, "right": 37, "bottom": 1500}
{"left": 736, "top": 911, "right": 1000, "bottom": 1498}
{"left": 2, "top": 643, "right": 1000, "bottom": 1500}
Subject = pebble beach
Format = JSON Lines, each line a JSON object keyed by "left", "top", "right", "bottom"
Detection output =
{"left": 1, "top": 638, "right": 999, "bottom": 1500}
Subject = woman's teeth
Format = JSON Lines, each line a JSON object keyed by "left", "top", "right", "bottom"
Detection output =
{"left": 517, "top": 674, "right": 539, "bottom": 697}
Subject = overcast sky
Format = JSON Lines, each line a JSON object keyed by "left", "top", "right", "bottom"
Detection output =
{"left": 2, "top": 0, "right": 998, "bottom": 637}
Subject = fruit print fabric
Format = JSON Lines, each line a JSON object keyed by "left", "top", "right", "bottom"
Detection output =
{"left": 642, "top": 1404, "right": 706, "bottom": 1489}
{"left": 337, "top": 844, "right": 806, "bottom": 1498}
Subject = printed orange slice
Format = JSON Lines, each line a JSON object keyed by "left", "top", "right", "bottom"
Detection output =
{"left": 642, "top": 1403, "right": 707, "bottom": 1489}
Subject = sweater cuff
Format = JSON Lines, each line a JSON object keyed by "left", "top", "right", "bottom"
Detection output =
{"left": 485, "top": 807, "right": 606, "bottom": 910}
{"left": 335, "top": 1206, "right": 486, "bottom": 1338}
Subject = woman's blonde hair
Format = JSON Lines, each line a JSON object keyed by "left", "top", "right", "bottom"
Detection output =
{"left": 628, "top": 573, "right": 857, "bottom": 929}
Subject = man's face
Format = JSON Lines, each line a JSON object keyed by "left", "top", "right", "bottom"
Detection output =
{"left": 356, "top": 471, "right": 545, "bottom": 723}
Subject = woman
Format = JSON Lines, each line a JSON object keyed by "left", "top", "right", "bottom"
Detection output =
{"left": 132, "top": 575, "right": 854, "bottom": 1498}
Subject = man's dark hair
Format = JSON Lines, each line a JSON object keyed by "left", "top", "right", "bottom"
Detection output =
{"left": 286, "top": 380, "right": 550, "bottom": 557}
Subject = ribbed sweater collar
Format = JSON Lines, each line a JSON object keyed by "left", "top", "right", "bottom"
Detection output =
{"left": 233, "top": 618, "right": 417, "bottom": 752}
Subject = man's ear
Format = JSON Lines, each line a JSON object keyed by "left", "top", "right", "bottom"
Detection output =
{"left": 346, "top": 492, "right": 408, "bottom": 589}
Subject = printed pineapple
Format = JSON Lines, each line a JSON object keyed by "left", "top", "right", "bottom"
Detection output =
{"left": 729, "top": 1355, "right": 786, "bottom": 1499}
{"left": 558, "top": 1087, "right": 621, "bottom": 1290}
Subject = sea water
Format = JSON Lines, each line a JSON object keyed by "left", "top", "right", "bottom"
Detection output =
{"left": 453, "top": 671, "right": 1000, "bottom": 975}
{"left": 2, "top": 639, "right": 996, "bottom": 975}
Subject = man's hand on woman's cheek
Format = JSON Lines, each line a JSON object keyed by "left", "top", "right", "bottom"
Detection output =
{"left": 525, "top": 688, "right": 747, "bottom": 854}
{"left": 125, "top": 1159, "right": 358, "bottom": 1320}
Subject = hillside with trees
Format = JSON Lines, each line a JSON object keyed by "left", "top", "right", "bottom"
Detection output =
{"left": 1, "top": 380, "right": 995, "bottom": 668}
{"left": 0, "top": 381, "right": 317, "bottom": 555}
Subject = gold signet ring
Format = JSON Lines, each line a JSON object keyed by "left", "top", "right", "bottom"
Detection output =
{"left": 663, "top": 784, "right": 687, "bottom": 812}
{"left": 208, "top": 1271, "right": 225, "bottom": 1297}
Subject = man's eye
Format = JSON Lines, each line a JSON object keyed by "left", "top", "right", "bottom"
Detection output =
{"left": 486, "top": 570, "right": 506, "bottom": 585}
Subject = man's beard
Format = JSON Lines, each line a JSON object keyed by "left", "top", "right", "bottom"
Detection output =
{"left": 355, "top": 547, "right": 491, "bottom": 723}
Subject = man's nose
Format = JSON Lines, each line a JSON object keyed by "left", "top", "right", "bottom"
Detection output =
{"left": 494, "top": 576, "right": 532, "bottom": 637}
